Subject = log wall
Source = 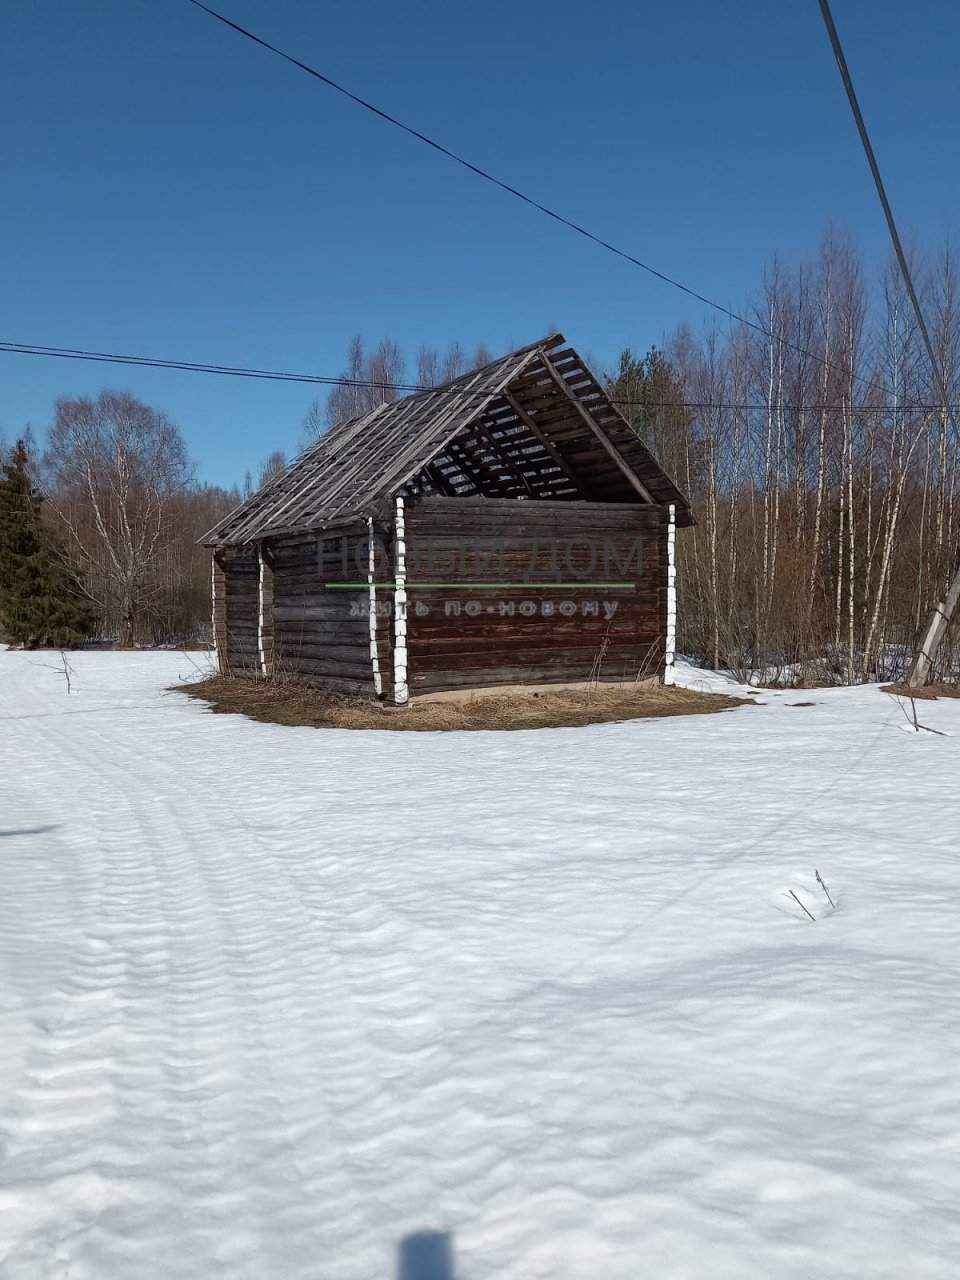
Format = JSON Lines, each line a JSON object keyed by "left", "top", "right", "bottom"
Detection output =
{"left": 404, "top": 497, "right": 667, "bottom": 694}
{"left": 266, "top": 526, "right": 386, "bottom": 697}
{"left": 214, "top": 499, "right": 667, "bottom": 698}
{"left": 212, "top": 554, "right": 226, "bottom": 672}
{"left": 218, "top": 547, "right": 260, "bottom": 673}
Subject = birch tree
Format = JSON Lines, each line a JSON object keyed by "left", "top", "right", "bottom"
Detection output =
{"left": 45, "top": 391, "right": 190, "bottom": 644}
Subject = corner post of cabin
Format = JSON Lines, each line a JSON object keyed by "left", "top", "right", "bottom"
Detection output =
{"left": 256, "top": 543, "right": 273, "bottom": 678}
{"left": 367, "top": 516, "right": 383, "bottom": 696}
{"left": 211, "top": 550, "right": 226, "bottom": 674}
{"left": 392, "top": 496, "right": 409, "bottom": 705}
{"left": 664, "top": 503, "right": 677, "bottom": 685}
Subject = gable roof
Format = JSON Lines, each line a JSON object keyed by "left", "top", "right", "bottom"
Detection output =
{"left": 203, "top": 333, "right": 693, "bottom": 546}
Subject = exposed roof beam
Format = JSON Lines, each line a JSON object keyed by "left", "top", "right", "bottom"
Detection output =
{"left": 536, "top": 353, "right": 656, "bottom": 504}
{"left": 387, "top": 347, "right": 542, "bottom": 498}
{"left": 444, "top": 438, "right": 489, "bottom": 496}
{"left": 472, "top": 419, "right": 536, "bottom": 497}
{"left": 425, "top": 461, "right": 457, "bottom": 496}
{"left": 456, "top": 429, "right": 521, "bottom": 497}
{"left": 502, "top": 390, "right": 588, "bottom": 498}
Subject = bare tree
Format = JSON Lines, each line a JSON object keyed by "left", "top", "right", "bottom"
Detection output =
{"left": 417, "top": 341, "right": 491, "bottom": 389}
{"left": 417, "top": 345, "right": 441, "bottom": 388}
{"left": 321, "top": 336, "right": 406, "bottom": 428}
{"left": 321, "top": 335, "right": 492, "bottom": 428}
{"left": 258, "top": 449, "right": 287, "bottom": 488}
{"left": 324, "top": 335, "right": 369, "bottom": 428}
{"left": 367, "top": 340, "right": 405, "bottom": 403}
{"left": 301, "top": 400, "right": 326, "bottom": 445}
{"left": 45, "top": 391, "right": 191, "bottom": 644}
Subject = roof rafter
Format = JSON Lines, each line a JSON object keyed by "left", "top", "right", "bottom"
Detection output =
{"left": 536, "top": 352, "right": 656, "bottom": 505}
{"left": 501, "top": 390, "right": 590, "bottom": 498}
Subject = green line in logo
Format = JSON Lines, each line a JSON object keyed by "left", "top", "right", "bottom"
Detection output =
{"left": 324, "top": 582, "right": 637, "bottom": 590}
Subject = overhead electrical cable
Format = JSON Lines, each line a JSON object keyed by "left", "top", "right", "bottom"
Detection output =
{"left": 184, "top": 0, "right": 887, "bottom": 399}
{"left": 0, "top": 339, "right": 401, "bottom": 389}
{"left": 0, "top": 339, "right": 948, "bottom": 413}
{"left": 816, "top": 0, "right": 960, "bottom": 686}
{"left": 817, "top": 0, "right": 959, "bottom": 441}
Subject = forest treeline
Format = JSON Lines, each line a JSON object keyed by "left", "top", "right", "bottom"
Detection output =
{"left": 610, "top": 231, "right": 960, "bottom": 682}
{"left": 0, "top": 402, "right": 243, "bottom": 647}
{"left": 2, "top": 232, "right": 958, "bottom": 681}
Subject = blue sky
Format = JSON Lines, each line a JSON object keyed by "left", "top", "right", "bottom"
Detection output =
{"left": 3, "top": 0, "right": 959, "bottom": 487}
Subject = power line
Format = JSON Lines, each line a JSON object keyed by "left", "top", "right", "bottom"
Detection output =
{"left": 0, "top": 339, "right": 395, "bottom": 389}
{"left": 1, "top": 338, "right": 951, "bottom": 414}
{"left": 817, "top": 0, "right": 959, "bottom": 438}
{"left": 184, "top": 0, "right": 886, "bottom": 399}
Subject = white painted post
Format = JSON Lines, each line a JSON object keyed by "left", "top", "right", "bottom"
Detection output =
{"left": 393, "top": 497, "right": 409, "bottom": 705}
{"left": 664, "top": 503, "right": 677, "bottom": 686}
{"left": 211, "top": 553, "right": 220, "bottom": 674}
{"left": 367, "top": 517, "right": 383, "bottom": 696}
{"left": 257, "top": 545, "right": 269, "bottom": 677}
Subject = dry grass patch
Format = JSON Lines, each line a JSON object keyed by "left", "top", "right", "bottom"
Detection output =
{"left": 179, "top": 676, "right": 748, "bottom": 732}
{"left": 881, "top": 682, "right": 960, "bottom": 701}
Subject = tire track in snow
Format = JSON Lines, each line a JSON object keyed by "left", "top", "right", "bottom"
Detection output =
{"left": 0, "top": 700, "right": 277, "bottom": 1276}
{"left": 0, "top": 673, "right": 169, "bottom": 1272}
{"left": 120, "top": 735, "right": 394, "bottom": 1269}
{"left": 0, "top": 681, "right": 438, "bottom": 1277}
{"left": 98, "top": 711, "right": 512, "bottom": 1275}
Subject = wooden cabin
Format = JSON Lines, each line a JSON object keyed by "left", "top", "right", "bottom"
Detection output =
{"left": 202, "top": 334, "right": 693, "bottom": 703}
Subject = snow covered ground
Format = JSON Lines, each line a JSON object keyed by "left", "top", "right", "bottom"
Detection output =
{"left": 1, "top": 649, "right": 959, "bottom": 1279}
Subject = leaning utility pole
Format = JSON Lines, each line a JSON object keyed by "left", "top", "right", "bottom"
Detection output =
{"left": 910, "top": 574, "right": 960, "bottom": 687}
{"left": 818, "top": 0, "right": 960, "bottom": 686}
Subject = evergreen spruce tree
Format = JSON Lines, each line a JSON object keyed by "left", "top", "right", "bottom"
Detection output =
{"left": 0, "top": 440, "right": 96, "bottom": 648}
{"left": 606, "top": 347, "right": 695, "bottom": 485}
